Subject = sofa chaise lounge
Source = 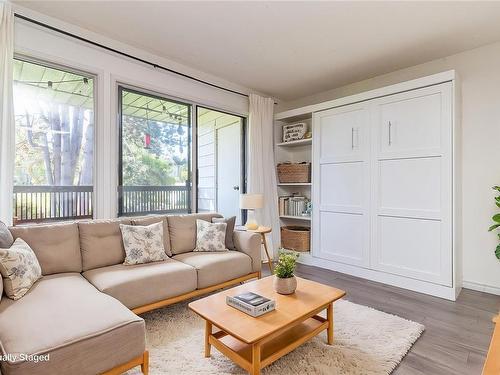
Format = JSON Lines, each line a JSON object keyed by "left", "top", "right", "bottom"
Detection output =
{"left": 0, "top": 213, "right": 262, "bottom": 375}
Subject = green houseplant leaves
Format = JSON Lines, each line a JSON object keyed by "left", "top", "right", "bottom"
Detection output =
{"left": 496, "top": 236, "right": 500, "bottom": 260}
{"left": 488, "top": 186, "right": 500, "bottom": 259}
{"left": 274, "top": 250, "right": 300, "bottom": 278}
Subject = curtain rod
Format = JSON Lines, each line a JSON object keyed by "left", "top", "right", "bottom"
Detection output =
{"left": 14, "top": 13, "right": 253, "bottom": 99}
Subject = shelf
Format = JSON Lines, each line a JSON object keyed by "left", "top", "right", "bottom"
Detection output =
{"left": 279, "top": 215, "right": 311, "bottom": 221}
{"left": 214, "top": 316, "right": 327, "bottom": 369}
{"left": 275, "top": 112, "right": 312, "bottom": 122}
{"left": 277, "top": 183, "right": 311, "bottom": 186}
{"left": 276, "top": 138, "right": 312, "bottom": 147}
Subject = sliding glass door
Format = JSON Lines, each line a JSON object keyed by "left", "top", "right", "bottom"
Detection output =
{"left": 118, "top": 86, "right": 191, "bottom": 216}
{"left": 197, "top": 107, "right": 245, "bottom": 224}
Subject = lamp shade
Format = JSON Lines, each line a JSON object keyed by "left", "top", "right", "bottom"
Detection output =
{"left": 239, "top": 194, "right": 264, "bottom": 209}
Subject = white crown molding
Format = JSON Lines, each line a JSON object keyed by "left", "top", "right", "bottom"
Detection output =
{"left": 275, "top": 70, "right": 455, "bottom": 120}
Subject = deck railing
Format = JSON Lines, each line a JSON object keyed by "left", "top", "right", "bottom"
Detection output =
{"left": 13, "top": 185, "right": 93, "bottom": 224}
{"left": 118, "top": 184, "right": 190, "bottom": 216}
{"left": 13, "top": 184, "right": 191, "bottom": 225}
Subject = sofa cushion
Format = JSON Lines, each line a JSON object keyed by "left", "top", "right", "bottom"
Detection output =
{"left": 168, "top": 213, "right": 222, "bottom": 255}
{"left": 133, "top": 215, "right": 172, "bottom": 256}
{"left": 83, "top": 259, "right": 197, "bottom": 309}
{"left": 78, "top": 219, "right": 131, "bottom": 271}
{"left": 173, "top": 251, "right": 252, "bottom": 289}
{"left": 0, "top": 273, "right": 145, "bottom": 375}
{"left": 0, "top": 221, "right": 13, "bottom": 249}
{"left": 120, "top": 222, "right": 168, "bottom": 265}
{"left": 9, "top": 222, "right": 81, "bottom": 275}
{"left": 0, "top": 238, "right": 42, "bottom": 300}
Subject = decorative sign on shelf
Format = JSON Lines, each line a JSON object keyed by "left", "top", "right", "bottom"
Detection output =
{"left": 282, "top": 122, "right": 308, "bottom": 142}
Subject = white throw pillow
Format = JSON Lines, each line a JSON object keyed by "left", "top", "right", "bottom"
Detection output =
{"left": 0, "top": 238, "right": 42, "bottom": 300}
{"left": 194, "top": 219, "right": 227, "bottom": 252}
{"left": 120, "top": 222, "right": 168, "bottom": 265}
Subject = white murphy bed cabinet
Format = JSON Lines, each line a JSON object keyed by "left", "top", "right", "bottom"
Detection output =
{"left": 275, "top": 71, "right": 461, "bottom": 300}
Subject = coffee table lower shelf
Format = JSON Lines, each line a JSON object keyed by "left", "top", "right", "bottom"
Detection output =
{"left": 207, "top": 315, "right": 330, "bottom": 375}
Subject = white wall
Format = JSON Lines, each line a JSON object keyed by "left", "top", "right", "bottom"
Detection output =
{"left": 12, "top": 6, "right": 254, "bottom": 220}
{"left": 280, "top": 41, "right": 500, "bottom": 294}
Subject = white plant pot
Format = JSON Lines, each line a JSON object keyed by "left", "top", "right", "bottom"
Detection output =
{"left": 273, "top": 275, "right": 297, "bottom": 295}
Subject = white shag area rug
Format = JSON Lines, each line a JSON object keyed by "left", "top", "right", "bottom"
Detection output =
{"left": 127, "top": 299, "right": 424, "bottom": 375}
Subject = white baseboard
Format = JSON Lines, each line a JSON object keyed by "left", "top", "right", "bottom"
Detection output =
{"left": 463, "top": 281, "right": 500, "bottom": 296}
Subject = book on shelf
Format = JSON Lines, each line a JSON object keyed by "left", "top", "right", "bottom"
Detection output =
{"left": 226, "top": 292, "right": 276, "bottom": 317}
{"left": 278, "top": 195, "right": 289, "bottom": 216}
{"left": 278, "top": 195, "right": 310, "bottom": 217}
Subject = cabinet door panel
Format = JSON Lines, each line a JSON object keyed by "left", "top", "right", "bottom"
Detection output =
{"left": 376, "top": 216, "right": 444, "bottom": 282}
{"left": 313, "top": 103, "right": 370, "bottom": 267}
{"left": 378, "top": 157, "right": 441, "bottom": 218}
{"left": 319, "top": 212, "right": 366, "bottom": 265}
{"left": 319, "top": 106, "right": 368, "bottom": 162}
{"left": 377, "top": 88, "right": 443, "bottom": 158}
{"left": 371, "top": 82, "right": 452, "bottom": 286}
{"left": 320, "top": 163, "right": 364, "bottom": 211}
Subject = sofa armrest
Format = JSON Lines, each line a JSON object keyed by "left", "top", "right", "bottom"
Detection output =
{"left": 233, "top": 231, "right": 262, "bottom": 273}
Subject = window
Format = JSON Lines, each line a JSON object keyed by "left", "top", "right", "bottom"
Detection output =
{"left": 197, "top": 107, "right": 245, "bottom": 224}
{"left": 118, "top": 87, "right": 191, "bottom": 216}
{"left": 13, "top": 58, "right": 95, "bottom": 224}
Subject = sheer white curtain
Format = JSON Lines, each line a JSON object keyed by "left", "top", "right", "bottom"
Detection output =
{"left": 248, "top": 94, "right": 279, "bottom": 259}
{"left": 0, "top": 2, "right": 14, "bottom": 225}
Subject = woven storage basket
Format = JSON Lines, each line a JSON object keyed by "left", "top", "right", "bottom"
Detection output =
{"left": 281, "top": 226, "right": 310, "bottom": 252}
{"left": 277, "top": 163, "right": 311, "bottom": 183}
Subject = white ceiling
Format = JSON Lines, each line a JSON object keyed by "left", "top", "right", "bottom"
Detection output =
{"left": 14, "top": 1, "right": 500, "bottom": 101}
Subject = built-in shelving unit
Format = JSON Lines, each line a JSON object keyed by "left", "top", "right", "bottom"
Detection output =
{"left": 274, "top": 114, "right": 313, "bottom": 255}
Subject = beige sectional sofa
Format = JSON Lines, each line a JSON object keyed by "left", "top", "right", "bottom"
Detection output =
{"left": 0, "top": 213, "right": 262, "bottom": 375}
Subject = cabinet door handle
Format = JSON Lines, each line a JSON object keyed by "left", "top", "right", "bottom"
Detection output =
{"left": 351, "top": 127, "right": 354, "bottom": 149}
{"left": 388, "top": 121, "right": 392, "bottom": 146}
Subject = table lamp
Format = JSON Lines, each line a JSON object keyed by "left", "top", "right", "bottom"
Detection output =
{"left": 240, "top": 193, "right": 264, "bottom": 230}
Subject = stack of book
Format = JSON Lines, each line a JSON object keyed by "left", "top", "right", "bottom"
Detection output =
{"left": 226, "top": 292, "right": 276, "bottom": 317}
{"left": 278, "top": 195, "right": 310, "bottom": 217}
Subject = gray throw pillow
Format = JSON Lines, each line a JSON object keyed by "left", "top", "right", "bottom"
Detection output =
{"left": 0, "top": 221, "right": 13, "bottom": 249}
{"left": 212, "top": 216, "right": 236, "bottom": 250}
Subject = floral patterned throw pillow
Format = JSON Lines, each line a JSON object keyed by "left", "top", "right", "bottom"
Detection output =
{"left": 0, "top": 238, "right": 42, "bottom": 300}
{"left": 194, "top": 219, "right": 228, "bottom": 252}
{"left": 120, "top": 222, "right": 168, "bottom": 265}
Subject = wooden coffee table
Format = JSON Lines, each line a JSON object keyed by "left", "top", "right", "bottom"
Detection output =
{"left": 189, "top": 276, "right": 346, "bottom": 375}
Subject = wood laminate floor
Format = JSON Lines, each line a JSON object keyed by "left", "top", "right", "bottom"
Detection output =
{"left": 262, "top": 263, "right": 500, "bottom": 375}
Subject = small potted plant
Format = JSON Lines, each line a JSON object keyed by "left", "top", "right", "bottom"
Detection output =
{"left": 273, "top": 249, "right": 300, "bottom": 295}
